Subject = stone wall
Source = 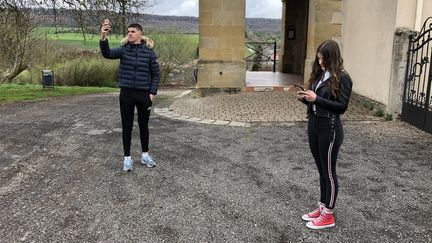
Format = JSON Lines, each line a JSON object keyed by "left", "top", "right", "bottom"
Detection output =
{"left": 197, "top": 0, "right": 246, "bottom": 89}
{"left": 304, "top": 0, "right": 342, "bottom": 83}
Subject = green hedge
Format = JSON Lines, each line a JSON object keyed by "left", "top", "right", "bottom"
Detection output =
{"left": 15, "top": 57, "right": 119, "bottom": 87}
{"left": 55, "top": 57, "right": 119, "bottom": 87}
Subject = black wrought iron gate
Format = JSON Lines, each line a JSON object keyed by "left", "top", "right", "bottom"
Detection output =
{"left": 402, "top": 17, "right": 432, "bottom": 134}
{"left": 245, "top": 42, "right": 277, "bottom": 72}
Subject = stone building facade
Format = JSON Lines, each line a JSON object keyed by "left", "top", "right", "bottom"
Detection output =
{"left": 197, "top": 0, "right": 432, "bottom": 118}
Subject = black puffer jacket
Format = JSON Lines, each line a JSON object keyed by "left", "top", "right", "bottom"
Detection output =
{"left": 303, "top": 71, "right": 353, "bottom": 118}
{"left": 100, "top": 39, "right": 160, "bottom": 95}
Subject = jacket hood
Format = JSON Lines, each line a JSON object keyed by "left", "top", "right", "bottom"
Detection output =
{"left": 120, "top": 36, "right": 155, "bottom": 49}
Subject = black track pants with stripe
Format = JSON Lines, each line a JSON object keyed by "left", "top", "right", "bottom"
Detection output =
{"left": 307, "top": 115, "right": 344, "bottom": 209}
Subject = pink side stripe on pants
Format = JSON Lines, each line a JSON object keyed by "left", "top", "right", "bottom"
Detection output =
{"left": 327, "top": 132, "right": 336, "bottom": 208}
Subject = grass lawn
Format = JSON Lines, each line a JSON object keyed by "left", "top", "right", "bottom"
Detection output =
{"left": 47, "top": 32, "right": 199, "bottom": 50}
{"left": 0, "top": 83, "right": 118, "bottom": 104}
{"left": 34, "top": 27, "right": 123, "bottom": 49}
{"left": 47, "top": 33, "right": 124, "bottom": 49}
{"left": 34, "top": 27, "right": 199, "bottom": 50}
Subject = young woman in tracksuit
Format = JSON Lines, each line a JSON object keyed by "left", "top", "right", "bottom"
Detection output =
{"left": 100, "top": 22, "right": 160, "bottom": 172}
{"left": 297, "top": 40, "right": 353, "bottom": 229}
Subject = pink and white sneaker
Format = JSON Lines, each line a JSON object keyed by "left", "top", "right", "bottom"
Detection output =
{"left": 306, "top": 211, "right": 335, "bottom": 229}
{"left": 302, "top": 203, "right": 324, "bottom": 221}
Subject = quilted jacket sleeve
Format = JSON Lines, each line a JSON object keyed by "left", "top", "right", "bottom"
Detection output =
{"left": 100, "top": 39, "right": 122, "bottom": 59}
{"left": 149, "top": 50, "right": 160, "bottom": 95}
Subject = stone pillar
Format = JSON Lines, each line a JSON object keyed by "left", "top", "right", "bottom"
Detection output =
{"left": 388, "top": 28, "right": 411, "bottom": 119}
{"left": 304, "top": 0, "right": 342, "bottom": 82}
{"left": 197, "top": 0, "right": 246, "bottom": 90}
{"left": 279, "top": 0, "right": 287, "bottom": 72}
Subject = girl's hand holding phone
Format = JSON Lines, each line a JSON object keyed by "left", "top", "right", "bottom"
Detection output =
{"left": 298, "top": 90, "right": 317, "bottom": 102}
{"left": 297, "top": 90, "right": 307, "bottom": 100}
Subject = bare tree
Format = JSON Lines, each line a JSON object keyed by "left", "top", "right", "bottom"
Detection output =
{"left": 114, "top": 0, "right": 153, "bottom": 35}
{"left": 0, "top": 0, "right": 154, "bottom": 83}
{"left": 51, "top": 0, "right": 154, "bottom": 37}
{"left": 0, "top": 0, "right": 41, "bottom": 83}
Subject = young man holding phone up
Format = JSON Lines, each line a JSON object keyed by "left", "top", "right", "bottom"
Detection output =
{"left": 100, "top": 20, "right": 160, "bottom": 172}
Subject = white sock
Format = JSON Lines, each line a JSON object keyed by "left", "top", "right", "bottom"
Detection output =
{"left": 142, "top": 152, "right": 149, "bottom": 157}
{"left": 323, "top": 208, "right": 333, "bottom": 214}
{"left": 124, "top": 156, "right": 131, "bottom": 160}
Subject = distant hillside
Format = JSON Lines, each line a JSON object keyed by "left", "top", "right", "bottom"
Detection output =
{"left": 36, "top": 9, "right": 281, "bottom": 35}
{"left": 139, "top": 14, "right": 198, "bottom": 32}
{"left": 139, "top": 14, "right": 281, "bottom": 34}
{"left": 246, "top": 18, "right": 281, "bottom": 34}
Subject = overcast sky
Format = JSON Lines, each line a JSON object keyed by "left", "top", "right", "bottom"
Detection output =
{"left": 147, "top": 0, "right": 282, "bottom": 19}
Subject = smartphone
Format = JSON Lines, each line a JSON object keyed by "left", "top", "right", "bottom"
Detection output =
{"left": 293, "top": 84, "right": 305, "bottom": 91}
{"left": 103, "top": 18, "right": 110, "bottom": 31}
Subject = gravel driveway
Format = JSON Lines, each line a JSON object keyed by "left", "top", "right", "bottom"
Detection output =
{"left": 0, "top": 91, "right": 431, "bottom": 242}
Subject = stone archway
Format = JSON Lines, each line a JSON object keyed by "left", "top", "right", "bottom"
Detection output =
{"left": 302, "top": 0, "right": 343, "bottom": 81}
{"left": 196, "top": 0, "right": 343, "bottom": 88}
{"left": 280, "top": 0, "right": 343, "bottom": 82}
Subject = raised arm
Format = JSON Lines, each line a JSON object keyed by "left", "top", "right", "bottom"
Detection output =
{"left": 99, "top": 19, "right": 122, "bottom": 59}
{"left": 99, "top": 39, "right": 122, "bottom": 59}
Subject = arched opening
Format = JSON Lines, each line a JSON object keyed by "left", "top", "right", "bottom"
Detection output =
{"left": 197, "top": 0, "right": 309, "bottom": 90}
{"left": 245, "top": 0, "right": 307, "bottom": 91}
{"left": 245, "top": 0, "right": 282, "bottom": 73}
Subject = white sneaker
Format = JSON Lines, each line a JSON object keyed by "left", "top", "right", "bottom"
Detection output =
{"left": 141, "top": 154, "right": 156, "bottom": 167}
{"left": 123, "top": 157, "right": 133, "bottom": 172}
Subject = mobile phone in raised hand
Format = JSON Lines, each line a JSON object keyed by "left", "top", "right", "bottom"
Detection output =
{"left": 103, "top": 19, "right": 110, "bottom": 31}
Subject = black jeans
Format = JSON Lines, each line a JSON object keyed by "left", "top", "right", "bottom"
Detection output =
{"left": 307, "top": 114, "right": 344, "bottom": 209}
{"left": 119, "top": 88, "right": 152, "bottom": 157}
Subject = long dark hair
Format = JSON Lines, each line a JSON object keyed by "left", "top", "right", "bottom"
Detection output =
{"left": 306, "top": 40, "right": 344, "bottom": 96}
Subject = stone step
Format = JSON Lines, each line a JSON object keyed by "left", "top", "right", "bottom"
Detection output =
{"left": 245, "top": 85, "right": 300, "bottom": 92}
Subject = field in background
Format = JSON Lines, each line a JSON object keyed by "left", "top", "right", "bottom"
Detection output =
{"left": 34, "top": 27, "right": 199, "bottom": 50}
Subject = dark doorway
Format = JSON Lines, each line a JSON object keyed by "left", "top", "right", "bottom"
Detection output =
{"left": 280, "top": 0, "right": 309, "bottom": 74}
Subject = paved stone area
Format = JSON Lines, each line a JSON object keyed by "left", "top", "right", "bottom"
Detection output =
{"left": 156, "top": 90, "right": 381, "bottom": 126}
